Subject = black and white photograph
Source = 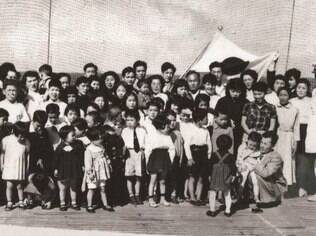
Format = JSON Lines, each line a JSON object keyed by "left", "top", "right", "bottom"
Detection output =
{"left": 0, "top": 0, "right": 315, "bottom": 235}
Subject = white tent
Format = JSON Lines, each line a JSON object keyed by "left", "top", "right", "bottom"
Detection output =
{"left": 184, "top": 31, "right": 277, "bottom": 80}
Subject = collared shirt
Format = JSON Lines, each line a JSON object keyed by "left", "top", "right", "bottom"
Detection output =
{"left": 121, "top": 126, "right": 147, "bottom": 149}
{"left": 26, "top": 90, "right": 44, "bottom": 119}
{"left": 0, "top": 99, "right": 30, "bottom": 123}
{"left": 242, "top": 101, "right": 277, "bottom": 131}
{"left": 189, "top": 90, "right": 201, "bottom": 101}
{"left": 185, "top": 125, "right": 212, "bottom": 159}
{"left": 179, "top": 121, "right": 195, "bottom": 160}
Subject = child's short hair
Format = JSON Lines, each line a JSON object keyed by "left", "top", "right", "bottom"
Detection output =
{"left": 195, "top": 94, "right": 210, "bottom": 108}
{"left": 64, "top": 86, "right": 78, "bottom": 96}
{"left": 209, "top": 61, "right": 222, "bottom": 71}
{"left": 262, "top": 131, "right": 278, "bottom": 146}
{"left": 122, "top": 66, "right": 135, "bottom": 77}
{"left": 39, "top": 64, "right": 52, "bottom": 75}
{"left": 146, "top": 100, "right": 161, "bottom": 110}
{"left": 137, "top": 78, "right": 149, "bottom": 89}
{"left": 46, "top": 103, "right": 60, "bottom": 115}
{"left": 13, "top": 121, "right": 28, "bottom": 137}
{"left": 179, "top": 102, "right": 194, "bottom": 113}
{"left": 214, "top": 107, "right": 228, "bottom": 117}
{"left": 192, "top": 108, "right": 207, "bottom": 122}
{"left": 202, "top": 73, "right": 217, "bottom": 85}
{"left": 277, "top": 87, "right": 290, "bottom": 96}
{"left": 83, "top": 63, "right": 98, "bottom": 72}
{"left": 241, "top": 69, "right": 258, "bottom": 82}
{"left": 48, "top": 79, "right": 62, "bottom": 89}
{"left": 86, "top": 102, "right": 101, "bottom": 113}
{"left": 75, "top": 76, "right": 89, "bottom": 87}
{"left": 3, "top": 79, "right": 18, "bottom": 90}
{"left": 150, "top": 97, "right": 164, "bottom": 110}
{"left": 64, "top": 104, "right": 80, "bottom": 117}
{"left": 59, "top": 125, "right": 75, "bottom": 140}
{"left": 216, "top": 134, "right": 232, "bottom": 151}
{"left": 152, "top": 113, "right": 168, "bottom": 130}
{"left": 252, "top": 81, "right": 268, "bottom": 93}
{"left": 0, "top": 108, "right": 9, "bottom": 118}
{"left": 33, "top": 110, "right": 48, "bottom": 125}
{"left": 161, "top": 62, "right": 176, "bottom": 73}
{"left": 248, "top": 131, "right": 262, "bottom": 144}
{"left": 86, "top": 126, "right": 103, "bottom": 141}
{"left": 72, "top": 118, "right": 87, "bottom": 131}
{"left": 21, "top": 71, "right": 40, "bottom": 85}
{"left": 133, "top": 60, "right": 147, "bottom": 71}
{"left": 125, "top": 109, "right": 140, "bottom": 121}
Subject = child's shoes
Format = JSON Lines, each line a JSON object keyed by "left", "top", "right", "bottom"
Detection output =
{"left": 162, "top": 200, "right": 171, "bottom": 207}
{"left": 86, "top": 206, "right": 95, "bottom": 213}
{"left": 206, "top": 210, "right": 216, "bottom": 217}
{"left": 102, "top": 205, "right": 115, "bottom": 212}
{"left": 59, "top": 204, "right": 68, "bottom": 211}
{"left": 5, "top": 202, "right": 14, "bottom": 212}
{"left": 70, "top": 204, "right": 80, "bottom": 211}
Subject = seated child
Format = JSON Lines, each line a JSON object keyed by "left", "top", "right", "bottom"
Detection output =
{"left": 236, "top": 131, "right": 262, "bottom": 203}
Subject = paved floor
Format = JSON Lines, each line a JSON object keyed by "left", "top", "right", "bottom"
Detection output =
{"left": 0, "top": 197, "right": 315, "bottom": 236}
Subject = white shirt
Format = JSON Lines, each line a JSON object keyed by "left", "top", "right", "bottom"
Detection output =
{"left": 121, "top": 126, "right": 147, "bottom": 149}
{"left": 290, "top": 96, "right": 312, "bottom": 124}
{"left": 179, "top": 121, "right": 195, "bottom": 160}
{"left": 189, "top": 90, "right": 201, "bottom": 101}
{"left": 26, "top": 90, "right": 44, "bottom": 119}
{"left": 246, "top": 90, "right": 254, "bottom": 102}
{"left": 185, "top": 125, "right": 212, "bottom": 159}
{"left": 216, "top": 84, "right": 226, "bottom": 97}
{"left": 144, "top": 130, "right": 175, "bottom": 163}
{"left": 42, "top": 100, "right": 67, "bottom": 118}
{"left": 0, "top": 99, "right": 30, "bottom": 123}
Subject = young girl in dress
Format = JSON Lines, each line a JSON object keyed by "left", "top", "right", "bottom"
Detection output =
{"left": 207, "top": 134, "right": 236, "bottom": 217}
{"left": 122, "top": 92, "right": 145, "bottom": 124}
{"left": 275, "top": 87, "right": 300, "bottom": 187}
{"left": 145, "top": 113, "right": 175, "bottom": 207}
{"left": 54, "top": 125, "right": 84, "bottom": 211}
{"left": 84, "top": 127, "right": 113, "bottom": 213}
{"left": 1, "top": 122, "right": 30, "bottom": 211}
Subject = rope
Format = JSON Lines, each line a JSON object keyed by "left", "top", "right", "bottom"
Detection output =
{"left": 285, "top": 0, "right": 295, "bottom": 71}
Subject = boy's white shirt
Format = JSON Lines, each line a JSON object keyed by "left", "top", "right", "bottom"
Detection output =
{"left": 0, "top": 99, "right": 30, "bottom": 123}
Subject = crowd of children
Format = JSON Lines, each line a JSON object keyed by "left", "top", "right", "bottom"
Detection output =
{"left": 0, "top": 59, "right": 315, "bottom": 217}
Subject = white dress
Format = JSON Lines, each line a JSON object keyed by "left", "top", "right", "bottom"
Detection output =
{"left": 1, "top": 135, "right": 30, "bottom": 181}
{"left": 274, "top": 103, "right": 300, "bottom": 185}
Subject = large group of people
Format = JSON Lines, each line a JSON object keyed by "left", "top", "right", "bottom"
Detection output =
{"left": 0, "top": 56, "right": 315, "bottom": 217}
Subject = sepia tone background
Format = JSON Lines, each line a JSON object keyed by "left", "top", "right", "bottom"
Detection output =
{"left": 0, "top": 0, "right": 314, "bottom": 76}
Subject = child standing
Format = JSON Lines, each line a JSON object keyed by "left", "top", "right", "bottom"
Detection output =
{"left": 145, "top": 113, "right": 175, "bottom": 207}
{"left": 186, "top": 109, "right": 212, "bottom": 205}
{"left": 1, "top": 122, "right": 30, "bottom": 211}
{"left": 54, "top": 126, "right": 84, "bottom": 211}
{"left": 207, "top": 135, "right": 236, "bottom": 217}
{"left": 84, "top": 127, "right": 113, "bottom": 213}
{"left": 121, "top": 110, "right": 146, "bottom": 205}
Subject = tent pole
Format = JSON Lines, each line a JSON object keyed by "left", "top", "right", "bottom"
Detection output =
{"left": 285, "top": 0, "right": 295, "bottom": 71}
{"left": 47, "top": 0, "right": 53, "bottom": 64}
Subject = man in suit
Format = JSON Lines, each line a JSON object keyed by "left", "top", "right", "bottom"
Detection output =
{"left": 250, "top": 131, "right": 287, "bottom": 212}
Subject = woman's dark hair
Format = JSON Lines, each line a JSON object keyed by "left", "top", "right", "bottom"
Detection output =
{"left": 21, "top": 71, "right": 40, "bottom": 85}
{"left": 171, "top": 79, "right": 189, "bottom": 95}
{"left": 296, "top": 78, "right": 311, "bottom": 97}
{"left": 59, "top": 125, "right": 75, "bottom": 140}
{"left": 57, "top": 73, "right": 71, "bottom": 82}
{"left": 147, "top": 75, "right": 165, "bottom": 93}
{"left": 225, "top": 78, "right": 246, "bottom": 98}
{"left": 101, "top": 71, "right": 120, "bottom": 90}
{"left": 241, "top": 69, "right": 258, "bottom": 82}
